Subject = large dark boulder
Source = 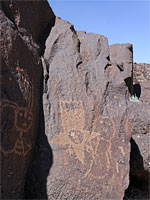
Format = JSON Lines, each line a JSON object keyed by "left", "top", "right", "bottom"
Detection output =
{"left": 125, "top": 63, "right": 150, "bottom": 199}
{"left": 131, "top": 63, "right": 150, "bottom": 180}
{"left": 1, "top": 0, "right": 55, "bottom": 43}
{"left": 0, "top": 1, "right": 55, "bottom": 198}
{"left": 42, "top": 17, "right": 133, "bottom": 199}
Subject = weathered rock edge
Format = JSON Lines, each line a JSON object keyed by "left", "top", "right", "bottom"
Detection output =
{"left": 0, "top": 0, "right": 55, "bottom": 198}
{"left": 42, "top": 17, "right": 133, "bottom": 200}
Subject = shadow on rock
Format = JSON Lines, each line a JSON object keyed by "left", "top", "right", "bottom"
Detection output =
{"left": 124, "top": 137, "right": 150, "bottom": 199}
{"left": 24, "top": 69, "right": 53, "bottom": 199}
{"left": 133, "top": 83, "right": 141, "bottom": 99}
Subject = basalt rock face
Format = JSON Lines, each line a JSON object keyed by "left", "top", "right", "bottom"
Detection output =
{"left": 109, "top": 44, "right": 133, "bottom": 96}
{"left": 109, "top": 44, "right": 133, "bottom": 79}
{"left": 1, "top": 0, "right": 54, "bottom": 43}
{"left": 131, "top": 63, "right": 150, "bottom": 178}
{"left": 125, "top": 63, "right": 150, "bottom": 199}
{"left": 1, "top": 1, "right": 135, "bottom": 199}
{"left": 0, "top": 1, "right": 55, "bottom": 199}
{"left": 42, "top": 17, "right": 133, "bottom": 199}
{"left": 133, "top": 63, "right": 150, "bottom": 104}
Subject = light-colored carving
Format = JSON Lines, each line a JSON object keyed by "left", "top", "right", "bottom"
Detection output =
{"left": 51, "top": 100, "right": 116, "bottom": 180}
{"left": 15, "top": 66, "right": 34, "bottom": 109}
{"left": 1, "top": 67, "right": 33, "bottom": 157}
{"left": 14, "top": 138, "right": 32, "bottom": 156}
{"left": 118, "top": 146, "right": 125, "bottom": 156}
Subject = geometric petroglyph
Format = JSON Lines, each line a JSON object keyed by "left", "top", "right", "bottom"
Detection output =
{"left": 50, "top": 100, "right": 116, "bottom": 187}
{"left": 0, "top": 67, "right": 34, "bottom": 157}
{"left": 13, "top": 138, "right": 32, "bottom": 156}
{"left": 1, "top": 99, "right": 33, "bottom": 157}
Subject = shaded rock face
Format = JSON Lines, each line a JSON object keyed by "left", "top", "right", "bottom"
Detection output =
{"left": 0, "top": 1, "right": 55, "bottom": 199}
{"left": 1, "top": 0, "right": 54, "bottom": 43}
{"left": 125, "top": 63, "right": 150, "bottom": 199}
{"left": 133, "top": 63, "right": 150, "bottom": 104}
{"left": 42, "top": 17, "right": 132, "bottom": 200}
{"left": 109, "top": 46, "right": 149, "bottom": 199}
{"left": 131, "top": 63, "right": 150, "bottom": 177}
{"left": 125, "top": 133, "right": 150, "bottom": 200}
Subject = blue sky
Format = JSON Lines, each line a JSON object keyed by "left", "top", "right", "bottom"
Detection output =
{"left": 48, "top": 0, "right": 150, "bottom": 63}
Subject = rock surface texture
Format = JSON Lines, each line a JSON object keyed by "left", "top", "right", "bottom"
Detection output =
{"left": 125, "top": 63, "right": 150, "bottom": 199}
{"left": 109, "top": 44, "right": 133, "bottom": 80}
{"left": 42, "top": 17, "right": 133, "bottom": 200}
{"left": 2, "top": 1, "right": 149, "bottom": 200}
{"left": 133, "top": 63, "right": 150, "bottom": 104}
{"left": 0, "top": 0, "right": 55, "bottom": 199}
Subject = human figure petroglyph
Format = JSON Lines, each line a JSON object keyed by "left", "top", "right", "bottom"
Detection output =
{"left": 51, "top": 100, "right": 116, "bottom": 182}
{"left": 1, "top": 67, "right": 33, "bottom": 157}
{"left": 1, "top": 100, "right": 33, "bottom": 157}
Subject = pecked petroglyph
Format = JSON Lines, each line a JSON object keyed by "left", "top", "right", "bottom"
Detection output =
{"left": 13, "top": 66, "right": 34, "bottom": 109}
{"left": 50, "top": 100, "right": 116, "bottom": 182}
{"left": 0, "top": 67, "right": 33, "bottom": 157}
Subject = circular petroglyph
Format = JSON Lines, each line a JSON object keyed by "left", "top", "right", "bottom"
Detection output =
{"left": 68, "top": 130, "right": 83, "bottom": 144}
{"left": 93, "top": 116, "right": 116, "bottom": 140}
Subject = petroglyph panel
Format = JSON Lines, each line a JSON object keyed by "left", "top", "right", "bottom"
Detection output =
{"left": 0, "top": 67, "right": 33, "bottom": 156}
{"left": 0, "top": 66, "right": 34, "bottom": 157}
{"left": 1, "top": 97, "right": 33, "bottom": 157}
{"left": 93, "top": 115, "right": 116, "bottom": 140}
{"left": 60, "top": 100, "right": 85, "bottom": 131}
{"left": 13, "top": 66, "right": 34, "bottom": 109}
{"left": 50, "top": 100, "right": 116, "bottom": 192}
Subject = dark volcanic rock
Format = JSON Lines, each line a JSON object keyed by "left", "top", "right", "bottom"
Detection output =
{"left": 109, "top": 46, "right": 150, "bottom": 199}
{"left": 109, "top": 44, "right": 133, "bottom": 80}
{"left": 1, "top": 0, "right": 55, "bottom": 42}
{"left": 125, "top": 63, "right": 150, "bottom": 199}
{"left": 42, "top": 17, "right": 132, "bottom": 200}
{"left": 0, "top": 1, "right": 55, "bottom": 199}
{"left": 130, "top": 63, "right": 150, "bottom": 177}
{"left": 133, "top": 63, "right": 150, "bottom": 104}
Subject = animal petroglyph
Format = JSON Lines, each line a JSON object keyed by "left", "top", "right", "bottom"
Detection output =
{"left": 50, "top": 100, "right": 116, "bottom": 181}
{"left": 1, "top": 67, "right": 33, "bottom": 157}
